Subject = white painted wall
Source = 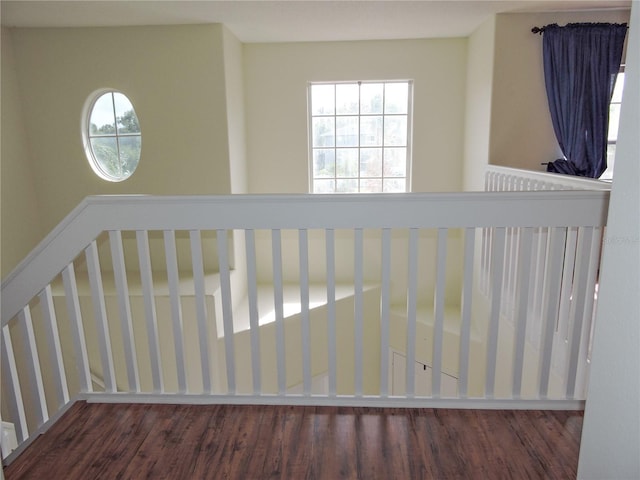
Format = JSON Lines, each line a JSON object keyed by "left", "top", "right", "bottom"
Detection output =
{"left": 6, "top": 24, "right": 233, "bottom": 243}
{"left": 242, "top": 38, "right": 469, "bottom": 309}
{"left": 578, "top": 3, "right": 640, "bottom": 477}
{"left": 462, "top": 16, "right": 496, "bottom": 191}
{"left": 244, "top": 38, "right": 468, "bottom": 194}
{"left": 222, "top": 26, "right": 249, "bottom": 195}
{"left": 0, "top": 29, "right": 43, "bottom": 277}
{"left": 489, "top": 10, "right": 630, "bottom": 171}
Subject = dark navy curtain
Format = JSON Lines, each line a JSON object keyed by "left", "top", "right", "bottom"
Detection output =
{"left": 542, "top": 23, "right": 627, "bottom": 178}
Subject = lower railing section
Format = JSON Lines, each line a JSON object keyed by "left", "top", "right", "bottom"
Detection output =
{"left": 0, "top": 191, "right": 609, "bottom": 464}
{"left": 482, "top": 166, "right": 611, "bottom": 392}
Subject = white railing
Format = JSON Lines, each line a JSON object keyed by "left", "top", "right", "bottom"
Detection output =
{"left": 1, "top": 191, "right": 609, "bottom": 463}
{"left": 482, "top": 166, "right": 611, "bottom": 400}
{"left": 485, "top": 165, "right": 612, "bottom": 192}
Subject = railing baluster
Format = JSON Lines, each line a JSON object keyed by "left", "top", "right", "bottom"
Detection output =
{"left": 245, "top": 229, "right": 262, "bottom": 395}
{"left": 458, "top": 228, "right": 475, "bottom": 398}
{"left": 432, "top": 228, "right": 448, "bottom": 397}
{"left": 531, "top": 227, "right": 548, "bottom": 322}
{"left": 405, "top": 228, "right": 419, "bottom": 397}
{"left": 558, "top": 227, "right": 578, "bottom": 338}
{"left": 539, "top": 227, "right": 567, "bottom": 398}
{"left": 190, "top": 230, "right": 212, "bottom": 394}
{"left": 1, "top": 325, "right": 29, "bottom": 443}
{"left": 217, "top": 229, "right": 236, "bottom": 394}
{"left": 298, "top": 229, "right": 311, "bottom": 396}
{"left": 566, "top": 227, "right": 594, "bottom": 399}
{"left": 481, "top": 229, "right": 488, "bottom": 295}
{"left": 575, "top": 227, "right": 602, "bottom": 396}
{"left": 326, "top": 228, "right": 337, "bottom": 397}
{"left": 62, "top": 264, "right": 92, "bottom": 393}
{"left": 18, "top": 306, "right": 49, "bottom": 425}
{"left": 354, "top": 228, "right": 364, "bottom": 397}
{"left": 503, "top": 228, "right": 513, "bottom": 318}
{"left": 38, "top": 285, "right": 70, "bottom": 406}
{"left": 586, "top": 228, "right": 604, "bottom": 363}
{"left": 164, "top": 230, "right": 187, "bottom": 394}
{"left": 512, "top": 228, "right": 533, "bottom": 399}
{"left": 379, "top": 228, "right": 391, "bottom": 397}
{"left": 85, "top": 240, "right": 116, "bottom": 392}
{"left": 109, "top": 230, "right": 140, "bottom": 393}
{"left": 136, "top": 230, "right": 164, "bottom": 393}
{"left": 272, "top": 229, "right": 286, "bottom": 395}
{"left": 485, "top": 227, "right": 506, "bottom": 398}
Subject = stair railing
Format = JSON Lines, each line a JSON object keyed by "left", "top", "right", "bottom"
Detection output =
{"left": 1, "top": 191, "right": 609, "bottom": 464}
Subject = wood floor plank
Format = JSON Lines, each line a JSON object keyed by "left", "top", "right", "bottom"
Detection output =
{"left": 3, "top": 402, "right": 583, "bottom": 479}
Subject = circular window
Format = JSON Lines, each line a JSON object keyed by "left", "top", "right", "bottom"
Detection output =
{"left": 83, "top": 90, "right": 141, "bottom": 182}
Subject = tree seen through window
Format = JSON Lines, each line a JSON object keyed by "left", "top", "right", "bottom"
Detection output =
{"left": 86, "top": 91, "right": 141, "bottom": 182}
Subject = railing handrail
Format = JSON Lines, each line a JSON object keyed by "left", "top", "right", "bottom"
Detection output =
{"left": 1, "top": 191, "right": 609, "bottom": 324}
{"left": 485, "top": 165, "right": 612, "bottom": 191}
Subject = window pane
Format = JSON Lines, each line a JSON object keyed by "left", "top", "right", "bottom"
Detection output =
{"left": 384, "top": 116, "right": 407, "bottom": 146}
{"left": 118, "top": 136, "right": 142, "bottom": 176}
{"left": 314, "top": 179, "right": 335, "bottom": 193}
{"left": 360, "top": 116, "right": 383, "bottom": 146}
{"left": 336, "top": 179, "right": 358, "bottom": 193}
{"left": 383, "top": 148, "right": 407, "bottom": 177}
{"left": 114, "top": 93, "right": 140, "bottom": 134}
{"left": 611, "top": 72, "right": 625, "bottom": 103}
{"left": 336, "top": 116, "right": 358, "bottom": 147}
{"left": 336, "top": 84, "right": 359, "bottom": 115}
{"left": 361, "top": 83, "right": 383, "bottom": 114}
{"left": 336, "top": 149, "right": 358, "bottom": 178}
{"left": 607, "top": 143, "right": 616, "bottom": 164}
{"left": 313, "top": 149, "right": 335, "bottom": 178}
{"left": 90, "top": 93, "right": 116, "bottom": 135}
{"left": 360, "top": 178, "right": 382, "bottom": 193}
{"left": 360, "top": 148, "right": 382, "bottom": 177}
{"left": 312, "top": 117, "right": 335, "bottom": 147}
{"left": 91, "top": 137, "right": 120, "bottom": 177}
{"left": 600, "top": 144, "right": 616, "bottom": 180}
{"left": 384, "top": 83, "right": 408, "bottom": 114}
{"left": 311, "top": 84, "right": 335, "bottom": 115}
{"left": 608, "top": 103, "right": 621, "bottom": 141}
{"left": 383, "top": 178, "right": 406, "bottom": 192}
{"left": 309, "top": 81, "right": 412, "bottom": 194}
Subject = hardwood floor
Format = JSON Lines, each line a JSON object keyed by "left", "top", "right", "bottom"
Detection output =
{"left": 4, "top": 401, "right": 583, "bottom": 479}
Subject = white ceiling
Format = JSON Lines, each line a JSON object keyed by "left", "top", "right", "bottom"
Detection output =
{"left": 0, "top": 0, "right": 631, "bottom": 43}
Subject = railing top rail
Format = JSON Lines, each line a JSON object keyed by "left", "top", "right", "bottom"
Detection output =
{"left": 486, "top": 165, "right": 612, "bottom": 191}
{"left": 1, "top": 191, "right": 609, "bottom": 324}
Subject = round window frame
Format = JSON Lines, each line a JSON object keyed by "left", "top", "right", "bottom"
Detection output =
{"left": 82, "top": 89, "right": 142, "bottom": 182}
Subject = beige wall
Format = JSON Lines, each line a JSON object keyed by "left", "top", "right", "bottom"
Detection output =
{"left": 489, "top": 10, "right": 630, "bottom": 171}
{"left": 6, "top": 24, "right": 233, "bottom": 244}
{"left": 244, "top": 38, "right": 468, "bottom": 194}
{"left": 1, "top": 29, "right": 44, "bottom": 277}
{"left": 222, "top": 26, "right": 248, "bottom": 195}
{"left": 462, "top": 16, "right": 496, "bottom": 191}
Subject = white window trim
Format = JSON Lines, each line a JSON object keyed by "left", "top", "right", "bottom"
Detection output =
{"left": 81, "top": 88, "right": 141, "bottom": 182}
{"left": 307, "top": 80, "right": 414, "bottom": 194}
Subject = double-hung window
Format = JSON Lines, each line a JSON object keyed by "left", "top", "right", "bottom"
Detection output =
{"left": 309, "top": 81, "right": 413, "bottom": 193}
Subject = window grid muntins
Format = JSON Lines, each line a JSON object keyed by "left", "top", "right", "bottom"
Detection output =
{"left": 90, "top": 94, "right": 136, "bottom": 178}
{"left": 310, "top": 81, "right": 411, "bottom": 193}
{"left": 85, "top": 91, "right": 141, "bottom": 182}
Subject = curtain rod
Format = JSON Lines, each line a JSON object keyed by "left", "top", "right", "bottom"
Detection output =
{"left": 531, "top": 23, "right": 628, "bottom": 35}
